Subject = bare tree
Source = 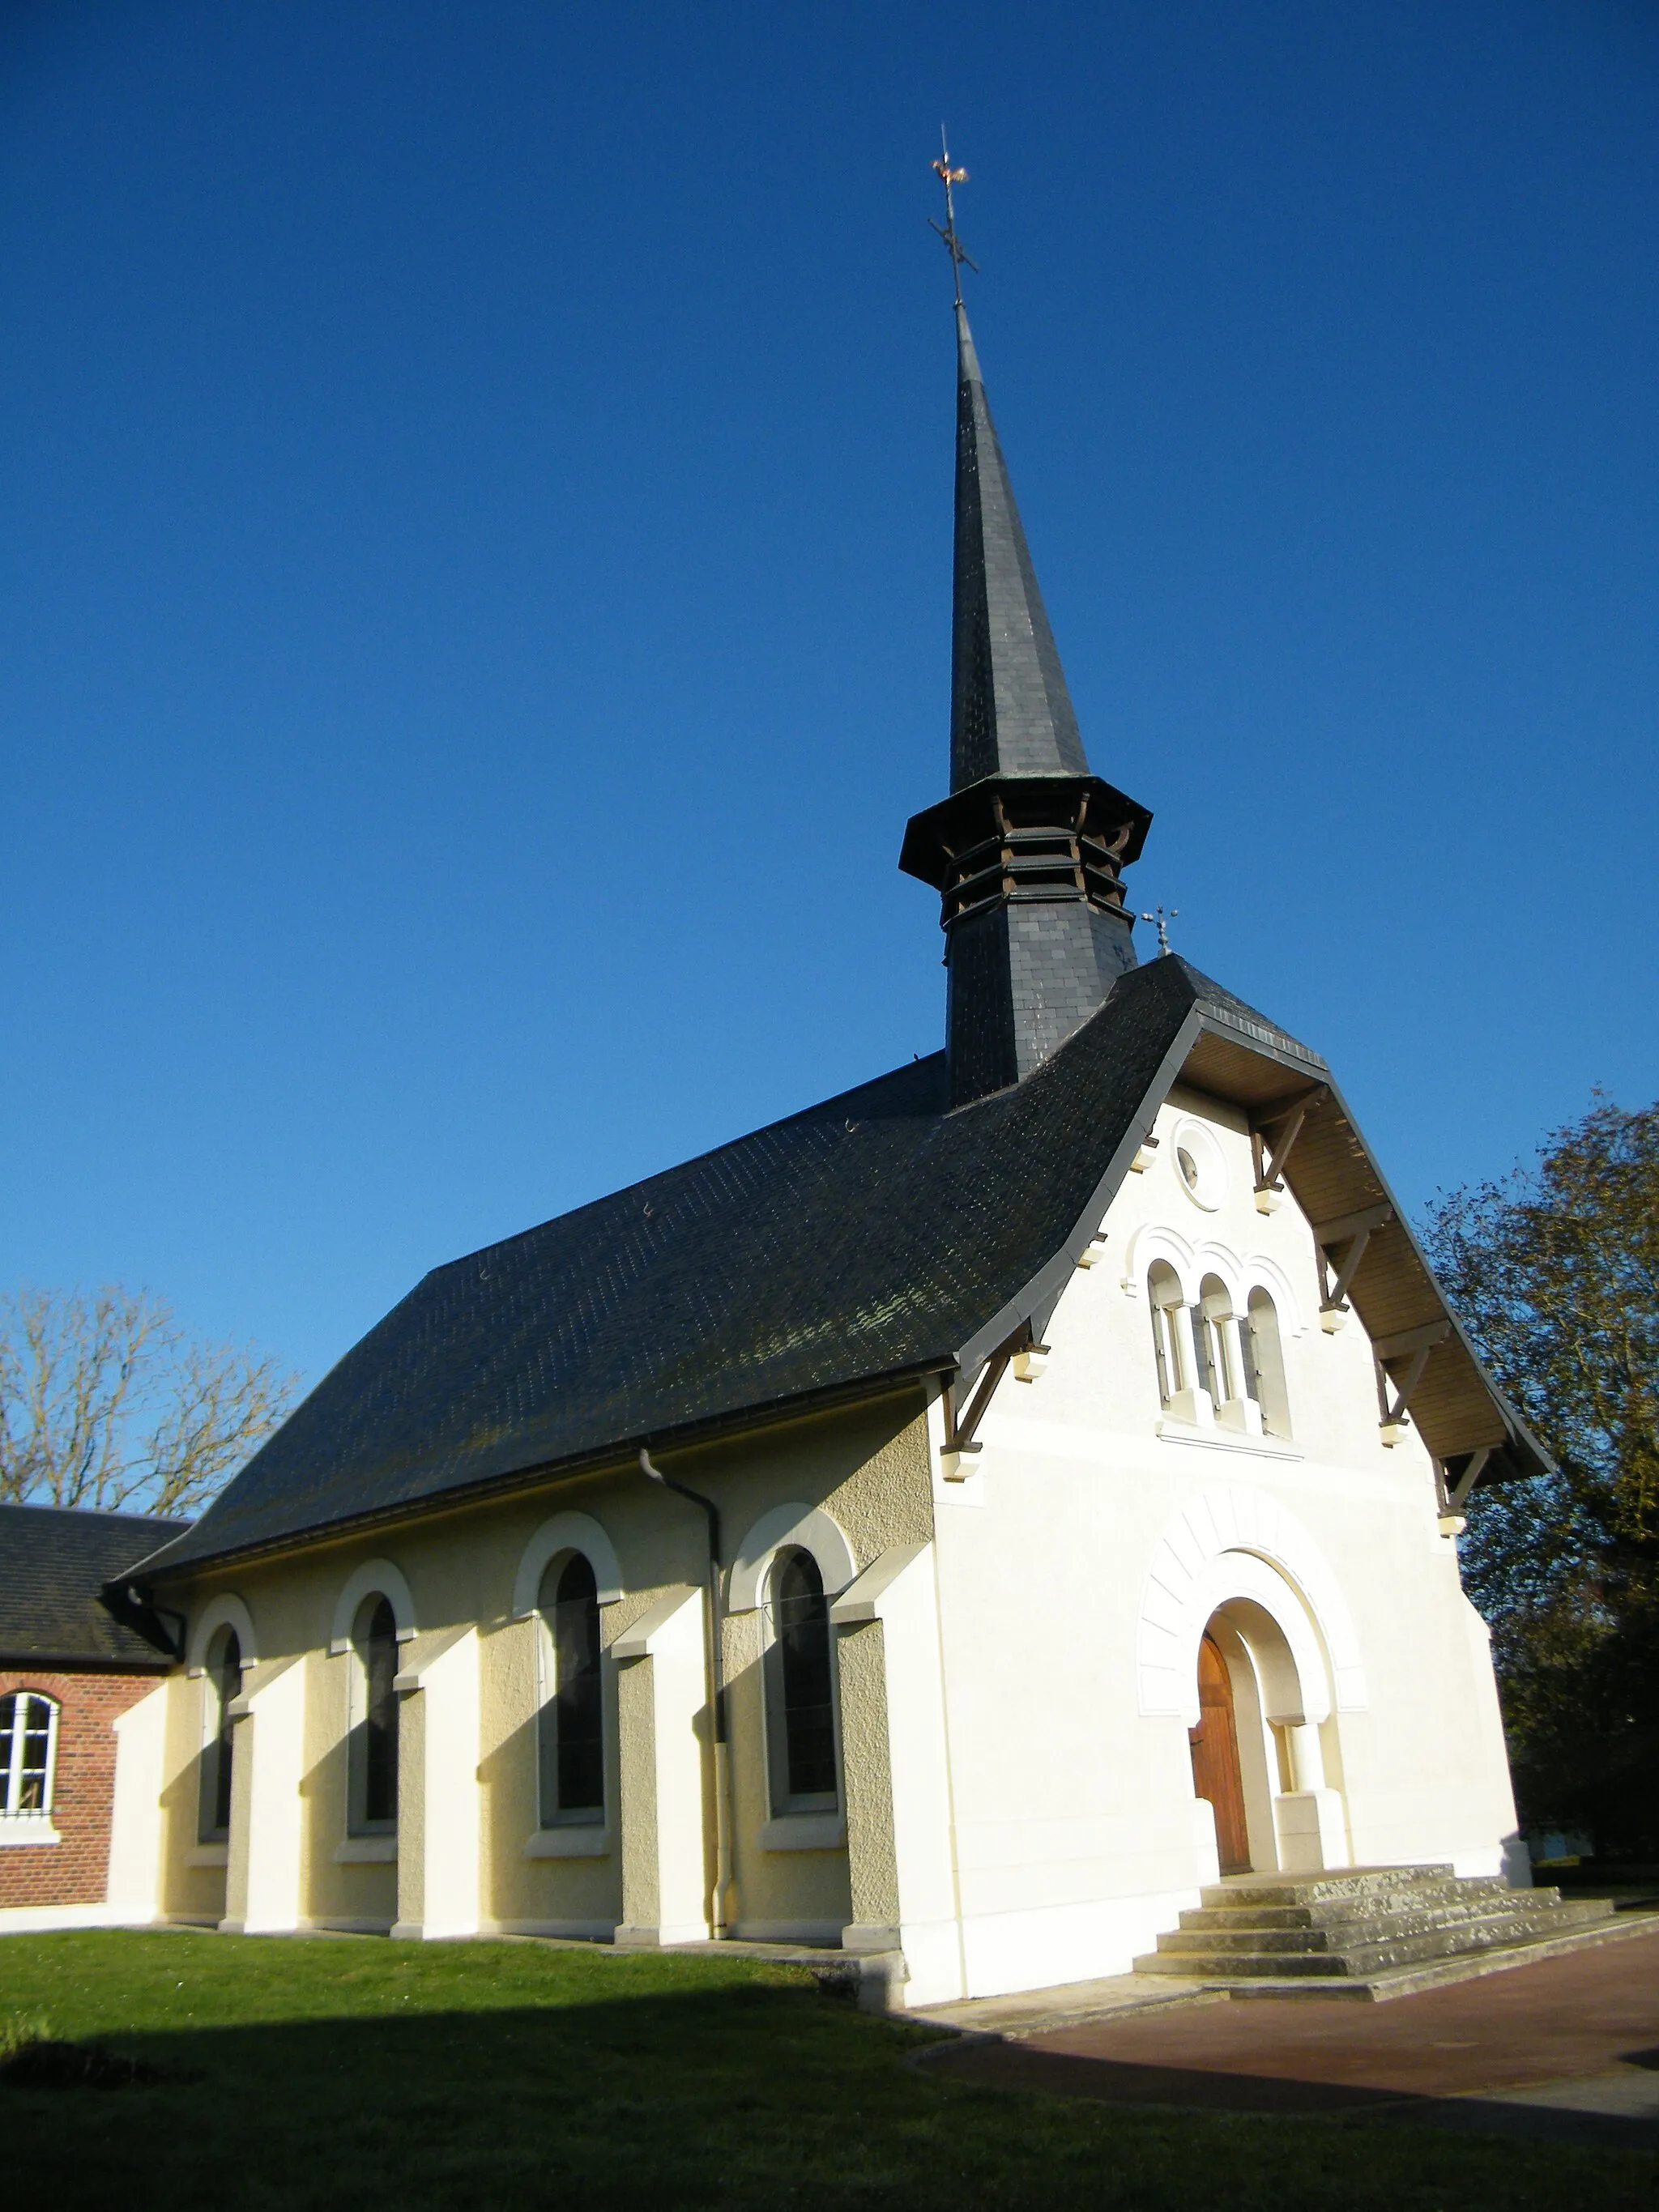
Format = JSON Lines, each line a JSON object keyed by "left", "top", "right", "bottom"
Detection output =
{"left": 0, "top": 1285, "right": 297, "bottom": 1519}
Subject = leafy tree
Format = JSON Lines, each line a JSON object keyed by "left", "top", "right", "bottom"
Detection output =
{"left": 1422, "top": 1099, "right": 1659, "bottom": 1854}
{"left": 0, "top": 1285, "right": 297, "bottom": 1519}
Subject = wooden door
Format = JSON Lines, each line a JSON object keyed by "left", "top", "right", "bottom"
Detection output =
{"left": 1189, "top": 1633, "right": 1251, "bottom": 1873}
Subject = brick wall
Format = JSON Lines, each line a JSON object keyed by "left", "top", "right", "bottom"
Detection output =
{"left": 0, "top": 1668, "right": 165, "bottom": 1907}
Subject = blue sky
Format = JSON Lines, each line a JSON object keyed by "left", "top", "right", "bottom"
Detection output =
{"left": 4, "top": 0, "right": 1657, "bottom": 1392}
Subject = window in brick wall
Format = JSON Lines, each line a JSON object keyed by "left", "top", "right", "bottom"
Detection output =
{"left": 0, "top": 1691, "right": 59, "bottom": 1819}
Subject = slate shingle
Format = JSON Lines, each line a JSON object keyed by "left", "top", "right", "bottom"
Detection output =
{"left": 0, "top": 1505, "right": 190, "bottom": 1664}
{"left": 143, "top": 957, "right": 1243, "bottom": 1578}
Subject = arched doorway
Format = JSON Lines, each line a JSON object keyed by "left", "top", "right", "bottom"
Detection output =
{"left": 1190, "top": 1632, "right": 1250, "bottom": 1873}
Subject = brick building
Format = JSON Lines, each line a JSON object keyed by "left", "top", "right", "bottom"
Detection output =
{"left": 1, "top": 1504, "right": 186, "bottom": 1929}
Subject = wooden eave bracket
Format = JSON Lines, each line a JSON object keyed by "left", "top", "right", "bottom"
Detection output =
{"left": 1312, "top": 1201, "right": 1393, "bottom": 1328}
{"left": 942, "top": 1322, "right": 1034, "bottom": 1475}
{"left": 1439, "top": 1445, "right": 1493, "bottom": 1512}
{"left": 1250, "top": 1085, "right": 1327, "bottom": 1206}
{"left": 1372, "top": 1319, "right": 1452, "bottom": 1442}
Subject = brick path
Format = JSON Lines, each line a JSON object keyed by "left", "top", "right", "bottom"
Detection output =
{"left": 927, "top": 1927, "right": 1659, "bottom": 2148}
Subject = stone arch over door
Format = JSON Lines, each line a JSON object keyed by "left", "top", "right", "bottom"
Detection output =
{"left": 1137, "top": 1487, "right": 1367, "bottom": 1725}
{"left": 1138, "top": 1489, "right": 1363, "bottom": 1875}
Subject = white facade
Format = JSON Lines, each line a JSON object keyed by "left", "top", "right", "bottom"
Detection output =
{"left": 889, "top": 1081, "right": 1520, "bottom": 2003}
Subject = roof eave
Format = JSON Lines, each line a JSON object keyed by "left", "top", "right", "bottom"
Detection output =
{"left": 949, "top": 996, "right": 1548, "bottom": 1490}
{"left": 131, "top": 1354, "right": 955, "bottom": 1589}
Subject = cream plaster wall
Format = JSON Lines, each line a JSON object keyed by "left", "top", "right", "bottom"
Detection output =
{"left": 156, "top": 1387, "right": 932, "bottom": 1946}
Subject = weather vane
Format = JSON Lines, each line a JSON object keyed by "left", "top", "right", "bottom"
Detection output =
{"left": 1141, "top": 906, "right": 1179, "bottom": 957}
{"left": 929, "top": 127, "right": 977, "bottom": 307}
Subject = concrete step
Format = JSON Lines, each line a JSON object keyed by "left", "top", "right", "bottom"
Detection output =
{"left": 1220, "top": 1909, "right": 1659, "bottom": 2003}
{"left": 1137, "top": 1900, "right": 1620, "bottom": 1980}
{"left": 1178, "top": 1890, "right": 1550, "bottom": 1933}
{"left": 1197, "top": 1864, "right": 1463, "bottom": 1910}
{"left": 1164, "top": 1894, "right": 1614, "bottom": 1954}
{"left": 1137, "top": 1950, "right": 1350, "bottom": 1979}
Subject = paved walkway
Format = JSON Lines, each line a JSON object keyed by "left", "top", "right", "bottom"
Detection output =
{"left": 923, "top": 1928, "right": 1659, "bottom": 2148}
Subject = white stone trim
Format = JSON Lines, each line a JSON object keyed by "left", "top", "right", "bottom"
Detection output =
{"left": 335, "top": 1836, "right": 397, "bottom": 1863}
{"left": 758, "top": 1813, "right": 847, "bottom": 1852}
{"left": 329, "top": 1559, "right": 416, "bottom": 1653}
{"left": 511, "top": 1511, "right": 624, "bottom": 1618}
{"left": 1121, "top": 1222, "right": 1198, "bottom": 1301}
{"left": 1137, "top": 1485, "right": 1369, "bottom": 1725}
{"left": 1154, "top": 1421, "right": 1303, "bottom": 1461}
{"left": 830, "top": 1543, "right": 931, "bottom": 1624}
{"left": 523, "top": 1826, "right": 612, "bottom": 1859}
{"left": 392, "top": 1623, "right": 472, "bottom": 1692}
{"left": 0, "top": 1900, "right": 148, "bottom": 1933}
{"left": 186, "top": 1592, "right": 258, "bottom": 1675}
{"left": 1120, "top": 1230, "right": 1306, "bottom": 1338}
{"left": 1237, "top": 1253, "right": 1308, "bottom": 1338}
{"left": 0, "top": 1816, "right": 58, "bottom": 1848}
{"left": 727, "top": 1503, "right": 858, "bottom": 1612}
{"left": 1170, "top": 1116, "right": 1228, "bottom": 1212}
{"left": 612, "top": 1587, "right": 700, "bottom": 1659}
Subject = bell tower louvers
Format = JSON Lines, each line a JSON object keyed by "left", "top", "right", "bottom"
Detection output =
{"left": 901, "top": 306, "right": 1152, "bottom": 1106}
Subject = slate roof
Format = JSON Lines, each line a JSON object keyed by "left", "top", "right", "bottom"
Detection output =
{"left": 135, "top": 952, "right": 1546, "bottom": 1587}
{"left": 0, "top": 1504, "right": 190, "bottom": 1665}
{"left": 140, "top": 957, "right": 1212, "bottom": 1578}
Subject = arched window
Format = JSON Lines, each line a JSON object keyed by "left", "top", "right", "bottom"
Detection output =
{"left": 537, "top": 1553, "right": 604, "bottom": 1824}
{"left": 1147, "top": 1261, "right": 1187, "bottom": 1410}
{"left": 348, "top": 1596, "right": 399, "bottom": 1835}
{"left": 0, "top": 1691, "right": 58, "bottom": 1819}
{"left": 766, "top": 1549, "right": 838, "bottom": 1814}
{"left": 1242, "top": 1289, "right": 1292, "bottom": 1438}
{"left": 1193, "top": 1275, "right": 1238, "bottom": 1407}
{"left": 198, "top": 1626, "right": 243, "bottom": 1843}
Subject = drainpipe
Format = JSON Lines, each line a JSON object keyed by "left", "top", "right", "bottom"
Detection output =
{"left": 639, "top": 1447, "right": 734, "bottom": 1940}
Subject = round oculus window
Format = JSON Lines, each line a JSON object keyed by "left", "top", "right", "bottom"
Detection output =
{"left": 1170, "top": 1118, "right": 1227, "bottom": 1211}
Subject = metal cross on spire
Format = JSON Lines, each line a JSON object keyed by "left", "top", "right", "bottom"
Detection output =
{"left": 1140, "top": 906, "right": 1180, "bottom": 957}
{"left": 929, "top": 127, "right": 977, "bottom": 306}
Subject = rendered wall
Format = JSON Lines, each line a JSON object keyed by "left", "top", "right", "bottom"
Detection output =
{"left": 152, "top": 1389, "right": 934, "bottom": 1949}
{"left": 926, "top": 1084, "right": 1520, "bottom": 1999}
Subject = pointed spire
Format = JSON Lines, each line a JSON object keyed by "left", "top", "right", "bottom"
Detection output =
{"left": 949, "top": 303, "right": 1090, "bottom": 791}
{"left": 901, "top": 301, "right": 1153, "bottom": 1106}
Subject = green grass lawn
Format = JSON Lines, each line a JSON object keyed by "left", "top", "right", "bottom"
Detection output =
{"left": 2, "top": 1931, "right": 1653, "bottom": 2211}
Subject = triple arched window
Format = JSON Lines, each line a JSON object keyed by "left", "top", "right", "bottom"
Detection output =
{"left": 0, "top": 1690, "right": 58, "bottom": 1820}
{"left": 538, "top": 1554, "right": 605, "bottom": 1825}
{"left": 348, "top": 1596, "right": 400, "bottom": 1835}
{"left": 197, "top": 1626, "right": 243, "bottom": 1843}
{"left": 1148, "top": 1265, "right": 1291, "bottom": 1438}
{"left": 765, "top": 1548, "right": 839, "bottom": 1814}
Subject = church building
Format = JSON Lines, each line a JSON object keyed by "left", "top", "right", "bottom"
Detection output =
{"left": 100, "top": 291, "right": 1559, "bottom": 2007}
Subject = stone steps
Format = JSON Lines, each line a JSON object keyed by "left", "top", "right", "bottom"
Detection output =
{"left": 1133, "top": 1864, "right": 1624, "bottom": 1988}
{"left": 1155, "top": 1899, "right": 1613, "bottom": 1961}
{"left": 1178, "top": 1877, "right": 1512, "bottom": 1930}
{"left": 1218, "top": 1911, "right": 1659, "bottom": 2003}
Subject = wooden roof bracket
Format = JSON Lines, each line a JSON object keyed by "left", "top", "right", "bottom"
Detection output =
{"left": 1250, "top": 1084, "right": 1327, "bottom": 1213}
{"left": 941, "top": 1321, "right": 1034, "bottom": 1478}
{"left": 1312, "top": 1201, "right": 1393, "bottom": 1331}
{"left": 1438, "top": 1445, "right": 1493, "bottom": 1512}
{"left": 1372, "top": 1319, "right": 1452, "bottom": 1444}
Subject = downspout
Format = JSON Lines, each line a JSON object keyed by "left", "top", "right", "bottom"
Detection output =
{"left": 639, "top": 1447, "right": 734, "bottom": 1940}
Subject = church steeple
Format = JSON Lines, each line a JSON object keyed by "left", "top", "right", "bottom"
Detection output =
{"left": 947, "top": 303, "right": 1090, "bottom": 789}
{"left": 901, "top": 299, "right": 1152, "bottom": 1106}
